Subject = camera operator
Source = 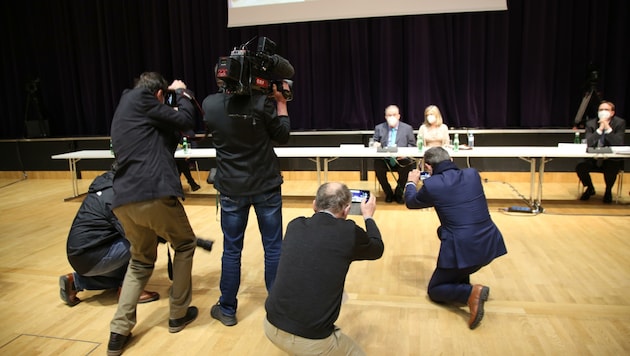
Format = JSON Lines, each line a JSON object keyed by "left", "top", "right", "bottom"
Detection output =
{"left": 202, "top": 68, "right": 291, "bottom": 327}
{"left": 107, "top": 72, "right": 200, "bottom": 355}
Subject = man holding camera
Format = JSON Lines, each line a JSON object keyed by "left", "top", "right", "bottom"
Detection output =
{"left": 202, "top": 72, "right": 291, "bottom": 327}
{"left": 107, "top": 72, "right": 200, "bottom": 355}
{"left": 404, "top": 147, "right": 507, "bottom": 330}
{"left": 60, "top": 168, "right": 160, "bottom": 307}
{"left": 264, "top": 182, "right": 383, "bottom": 355}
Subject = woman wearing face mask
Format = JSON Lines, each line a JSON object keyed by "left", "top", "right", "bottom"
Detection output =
{"left": 418, "top": 105, "right": 450, "bottom": 148}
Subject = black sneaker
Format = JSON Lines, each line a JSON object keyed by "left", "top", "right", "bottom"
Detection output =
{"left": 603, "top": 192, "right": 613, "bottom": 203}
{"left": 210, "top": 303, "right": 237, "bottom": 326}
{"left": 107, "top": 332, "right": 131, "bottom": 356}
{"left": 190, "top": 182, "right": 201, "bottom": 192}
{"left": 168, "top": 306, "right": 198, "bottom": 333}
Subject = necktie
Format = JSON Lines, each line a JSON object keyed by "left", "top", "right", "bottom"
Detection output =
{"left": 598, "top": 132, "right": 606, "bottom": 147}
{"left": 387, "top": 128, "right": 397, "bottom": 166}
{"left": 389, "top": 128, "right": 397, "bottom": 147}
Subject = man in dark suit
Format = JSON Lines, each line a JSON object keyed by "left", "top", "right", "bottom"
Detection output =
{"left": 576, "top": 100, "right": 626, "bottom": 203}
{"left": 404, "top": 147, "right": 507, "bottom": 329}
{"left": 264, "top": 182, "right": 383, "bottom": 355}
{"left": 373, "top": 105, "right": 416, "bottom": 203}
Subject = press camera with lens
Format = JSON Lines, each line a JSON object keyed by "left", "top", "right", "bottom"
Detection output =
{"left": 216, "top": 36, "right": 294, "bottom": 100}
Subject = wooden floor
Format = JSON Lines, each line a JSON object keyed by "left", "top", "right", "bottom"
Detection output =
{"left": 0, "top": 172, "right": 629, "bottom": 355}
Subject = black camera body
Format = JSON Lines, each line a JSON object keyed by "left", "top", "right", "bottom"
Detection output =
{"left": 216, "top": 37, "right": 294, "bottom": 100}
{"left": 164, "top": 90, "right": 177, "bottom": 107}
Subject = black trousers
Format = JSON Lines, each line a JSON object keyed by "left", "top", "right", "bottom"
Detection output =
{"left": 374, "top": 158, "right": 414, "bottom": 197}
{"left": 176, "top": 159, "right": 197, "bottom": 184}
{"left": 575, "top": 158, "right": 623, "bottom": 193}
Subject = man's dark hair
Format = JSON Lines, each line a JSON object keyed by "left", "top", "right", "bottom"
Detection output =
{"left": 314, "top": 182, "right": 351, "bottom": 214}
{"left": 599, "top": 100, "right": 615, "bottom": 112}
{"left": 424, "top": 146, "right": 451, "bottom": 167}
{"left": 134, "top": 72, "right": 168, "bottom": 95}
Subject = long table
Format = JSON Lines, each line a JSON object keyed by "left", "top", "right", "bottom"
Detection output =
{"left": 52, "top": 146, "right": 629, "bottom": 205}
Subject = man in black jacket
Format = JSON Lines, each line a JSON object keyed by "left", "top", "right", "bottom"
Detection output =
{"left": 60, "top": 168, "right": 213, "bottom": 308}
{"left": 264, "top": 182, "right": 384, "bottom": 355}
{"left": 108, "top": 72, "right": 199, "bottom": 355}
{"left": 60, "top": 169, "right": 159, "bottom": 307}
{"left": 202, "top": 81, "right": 291, "bottom": 327}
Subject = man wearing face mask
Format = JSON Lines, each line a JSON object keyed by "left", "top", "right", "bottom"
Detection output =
{"left": 372, "top": 105, "right": 416, "bottom": 203}
{"left": 576, "top": 100, "right": 626, "bottom": 203}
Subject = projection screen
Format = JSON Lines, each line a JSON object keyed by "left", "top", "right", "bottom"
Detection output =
{"left": 228, "top": 0, "right": 508, "bottom": 27}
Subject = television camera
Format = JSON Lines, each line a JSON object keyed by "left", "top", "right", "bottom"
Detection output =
{"left": 216, "top": 36, "right": 294, "bottom": 100}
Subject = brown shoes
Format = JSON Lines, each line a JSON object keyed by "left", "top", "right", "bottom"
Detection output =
{"left": 467, "top": 284, "right": 490, "bottom": 329}
{"left": 138, "top": 290, "right": 160, "bottom": 303}
{"left": 59, "top": 273, "right": 81, "bottom": 306}
{"left": 117, "top": 287, "right": 160, "bottom": 304}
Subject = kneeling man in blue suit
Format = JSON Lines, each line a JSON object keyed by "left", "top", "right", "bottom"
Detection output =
{"left": 404, "top": 147, "right": 507, "bottom": 329}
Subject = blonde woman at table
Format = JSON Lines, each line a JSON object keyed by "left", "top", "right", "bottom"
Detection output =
{"left": 417, "top": 105, "right": 450, "bottom": 148}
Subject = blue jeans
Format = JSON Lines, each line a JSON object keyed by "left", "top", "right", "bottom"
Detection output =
{"left": 218, "top": 187, "right": 283, "bottom": 316}
{"left": 73, "top": 238, "right": 130, "bottom": 291}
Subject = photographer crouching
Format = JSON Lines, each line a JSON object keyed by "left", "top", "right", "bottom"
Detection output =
{"left": 202, "top": 37, "right": 293, "bottom": 327}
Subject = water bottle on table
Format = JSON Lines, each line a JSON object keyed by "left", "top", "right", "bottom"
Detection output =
{"left": 183, "top": 136, "right": 189, "bottom": 153}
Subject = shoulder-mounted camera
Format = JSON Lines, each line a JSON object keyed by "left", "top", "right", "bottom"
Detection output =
{"left": 216, "top": 36, "right": 294, "bottom": 100}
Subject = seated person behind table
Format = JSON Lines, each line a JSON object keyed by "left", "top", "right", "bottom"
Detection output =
{"left": 373, "top": 104, "right": 416, "bottom": 204}
{"left": 264, "top": 182, "right": 384, "bottom": 355}
{"left": 176, "top": 131, "right": 201, "bottom": 192}
{"left": 60, "top": 168, "right": 159, "bottom": 306}
{"left": 417, "top": 105, "right": 450, "bottom": 148}
{"left": 576, "top": 100, "right": 625, "bottom": 203}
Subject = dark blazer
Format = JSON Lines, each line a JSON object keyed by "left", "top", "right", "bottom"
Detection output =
{"left": 67, "top": 171, "right": 124, "bottom": 274}
{"left": 202, "top": 93, "right": 290, "bottom": 196}
{"left": 405, "top": 161, "right": 507, "bottom": 269}
{"left": 584, "top": 116, "right": 625, "bottom": 147}
{"left": 111, "top": 87, "right": 196, "bottom": 208}
{"left": 373, "top": 121, "right": 416, "bottom": 147}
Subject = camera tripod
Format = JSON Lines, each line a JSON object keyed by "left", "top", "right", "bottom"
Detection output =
{"left": 24, "top": 79, "right": 50, "bottom": 137}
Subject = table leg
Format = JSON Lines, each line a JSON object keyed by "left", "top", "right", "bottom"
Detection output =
{"left": 70, "top": 158, "right": 79, "bottom": 197}
{"left": 536, "top": 157, "right": 551, "bottom": 209}
{"left": 322, "top": 157, "right": 339, "bottom": 184}
{"left": 308, "top": 158, "right": 321, "bottom": 186}
{"left": 518, "top": 157, "right": 536, "bottom": 205}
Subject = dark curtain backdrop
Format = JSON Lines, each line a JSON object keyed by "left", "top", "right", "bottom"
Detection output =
{"left": 1, "top": 0, "right": 628, "bottom": 138}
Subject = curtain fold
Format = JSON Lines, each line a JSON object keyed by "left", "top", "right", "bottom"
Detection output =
{"left": 0, "top": 0, "right": 628, "bottom": 138}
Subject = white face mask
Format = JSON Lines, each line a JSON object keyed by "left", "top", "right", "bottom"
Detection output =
{"left": 598, "top": 110, "right": 611, "bottom": 120}
{"left": 426, "top": 114, "right": 437, "bottom": 124}
{"left": 386, "top": 115, "right": 399, "bottom": 127}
